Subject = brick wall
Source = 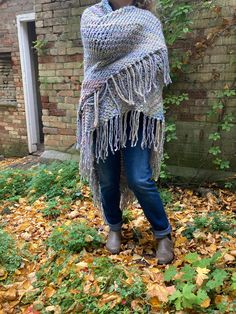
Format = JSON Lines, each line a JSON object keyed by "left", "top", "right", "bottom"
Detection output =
{"left": 35, "top": 0, "right": 97, "bottom": 152}
{"left": 0, "top": 0, "right": 34, "bottom": 156}
{"left": 165, "top": 0, "right": 236, "bottom": 172}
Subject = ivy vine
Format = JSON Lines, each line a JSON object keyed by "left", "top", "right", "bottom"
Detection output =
{"left": 158, "top": 0, "right": 236, "bottom": 188}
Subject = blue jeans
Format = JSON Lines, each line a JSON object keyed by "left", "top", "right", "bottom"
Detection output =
{"left": 95, "top": 111, "right": 172, "bottom": 239}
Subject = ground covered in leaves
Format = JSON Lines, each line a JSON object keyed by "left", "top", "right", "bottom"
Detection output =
{"left": 0, "top": 157, "right": 235, "bottom": 313}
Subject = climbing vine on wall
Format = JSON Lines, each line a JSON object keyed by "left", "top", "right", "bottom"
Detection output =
{"left": 158, "top": 0, "right": 236, "bottom": 185}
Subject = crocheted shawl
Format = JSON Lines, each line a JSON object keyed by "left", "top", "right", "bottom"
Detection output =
{"left": 76, "top": 0, "right": 172, "bottom": 221}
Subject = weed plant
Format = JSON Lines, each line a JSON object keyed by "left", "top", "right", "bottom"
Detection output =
{"left": 27, "top": 160, "right": 80, "bottom": 203}
{"left": 31, "top": 256, "right": 148, "bottom": 313}
{"left": 164, "top": 251, "right": 235, "bottom": 313}
{"left": 183, "top": 211, "right": 236, "bottom": 239}
{"left": 0, "top": 228, "right": 22, "bottom": 274}
{"left": 45, "top": 222, "right": 104, "bottom": 253}
{"left": 0, "top": 168, "right": 31, "bottom": 202}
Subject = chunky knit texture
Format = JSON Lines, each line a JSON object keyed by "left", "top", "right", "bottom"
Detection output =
{"left": 76, "top": 0, "right": 172, "bottom": 221}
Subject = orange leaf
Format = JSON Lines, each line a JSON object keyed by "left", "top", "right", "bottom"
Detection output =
{"left": 98, "top": 293, "right": 122, "bottom": 308}
{"left": 149, "top": 296, "right": 161, "bottom": 309}
{"left": 147, "top": 283, "right": 175, "bottom": 302}
{"left": 201, "top": 297, "right": 211, "bottom": 308}
{"left": 43, "top": 286, "right": 56, "bottom": 299}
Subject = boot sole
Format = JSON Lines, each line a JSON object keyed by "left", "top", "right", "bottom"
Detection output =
{"left": 105, "top": 245, "right": 120, "bottom": 254}
{"left": 157, "top": 254, "right": 175, "bottom": 265}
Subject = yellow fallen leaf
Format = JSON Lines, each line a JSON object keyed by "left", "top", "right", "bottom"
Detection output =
{"left": 67, "top": 210, "right": 80, "bottom": 219}
{"left": 196, "top": 267, "right": 210, "bottom": 287}
{"left": 0, "top": 267, "right": 8, "bottom": 281}
{"left": 230, "top": 250, "right": 236, "bottom": 256}
{"left": 45, "top": 305, "right": 61, "bottom": 314}
{"left": 149, "top": 296, "right": 161, "bottom": 309}
{"left": 147, "top": 283, "right": 172, "bottom": 302}
{"left": 132, "top": 254, "right": 143, "bottom": 261}
{"left": 64, "top": 220, "right": 72, "bottom": 226}
{"left": 201, "top": 297, "right": 211, "bottom": 308}
{"left": 75, "top": 261, "right": 88, "bottom": 270}
{"left": 208, "top": 243, "right": 217, "bottom": 253}
{"left": 43, "top": 286, "right": 56, "bottom": 299}
{"left": 2, "top": 287, "right": 18, "bottom": 301}
{"left": 85, "top": 234, "right": 94, "bottom": 242}
{"left": 223, "top": 253, "right": 235, "bottom": 262}
{"left": 98, "top": 293, "right": 121, "bottom": 308}
{"left": 175, "top": 236, "right": 188, "bottom": 247}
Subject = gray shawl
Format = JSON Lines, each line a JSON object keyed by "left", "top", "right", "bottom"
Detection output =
{"left": 76, "top": 0, "right": 172, "bottom": 221}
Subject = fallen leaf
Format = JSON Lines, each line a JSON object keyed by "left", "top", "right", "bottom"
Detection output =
{"left": 67, "top": 210, "right": 80, "bottom": 219}
{"left": 43, "top": 286, "right": 56, "bottom": 299}
{"left": 147, "top": 283, "right": 174, "bottom": 302}
{"left": 24, "top": 305, "right": 41, "bottom": 314}
{"left": 98, "top": 293, "right": 122, "bottom": 308}
{"left": 223, "top": 253, "right": 235, "bottom": 262}
{"left": 196, "top": 267, "right": 210, "bottom": 287}
{"left": 149, "top": 296, "right": 161, "bottom": 309}
{"left": 0, "top": 268, "right": 8, "bottom": 281}
{"left": 201, "top": 297, "right": 211, "bottom": 308}
{"left": 45, "top": 305, "right": 61, "bottom": 314}
{"left": 84, "top": 234, "right": 94, "bottom": 242}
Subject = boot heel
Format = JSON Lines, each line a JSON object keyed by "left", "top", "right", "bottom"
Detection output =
{"left": 106, "top": 230, "right": 122, "bottom": 254}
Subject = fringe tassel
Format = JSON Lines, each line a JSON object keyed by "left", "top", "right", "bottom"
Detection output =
{"left": 92, "top": 50, "right": 170, "bottom": 128}
{"left": 93, "top": 110, "right": 165, "bottom": 164}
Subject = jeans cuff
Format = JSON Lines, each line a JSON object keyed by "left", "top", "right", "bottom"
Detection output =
{"left": 152, "top": 223, "right": 172, "bottom": 239}
{"left": 106, "top": 220, "right": 123, "bottom": 231}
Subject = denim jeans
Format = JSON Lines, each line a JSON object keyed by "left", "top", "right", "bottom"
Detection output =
{"left": 95, "top": 111, "right": 172, "bottom": 239}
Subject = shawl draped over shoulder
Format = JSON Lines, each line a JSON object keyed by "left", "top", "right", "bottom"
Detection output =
{"left": 76, "top": 0, "right": 172, "bottom": 220}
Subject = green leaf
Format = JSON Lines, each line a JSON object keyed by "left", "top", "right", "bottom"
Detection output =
{"left": 220, "top": 121, "right": 233, "bottom": 132}
{"left": 169, "top": 290, "right": 183, "bottom": 310}
{"left": 196, "top": 289, "right": 209, "bottom": 305}
{"left": 208, "top": 132, "right": 220, "bottom": 141}
{"left": 182, "top": 284, "right": 197, "bottom": 308}
{"left": 184, "top": 252, "right": 200, "bottom": 264}
{"left": 231, "top": 272, "right": 236, "bottom": 290}
{"left": 193, "top": 257, "right": 212, "bottom": 268}
{"left": 182, "top": 284, "right": 195, "bottom": 299}
{"left": 164, "top": 265, "right": 178, "bottom": 281}
{"left": 206, "top": 269, "right": 228, "bottom": 290}
{"left": 181, "top": 265, "right": 196, "bottom": 282}
{"left": 208, "top": 146, "right": 221, "bottom": 156}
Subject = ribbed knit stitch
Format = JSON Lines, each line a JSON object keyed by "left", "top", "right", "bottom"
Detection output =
{"left": 76, "top": 0, "right": 172, "bottom": 221}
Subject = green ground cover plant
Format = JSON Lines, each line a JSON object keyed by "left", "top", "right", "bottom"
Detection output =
{"left": 45, "top": 222, "right": 104, "bottom": 253}
{"left": 183, "top": 211, "right": 236, "bottom": 239}
{"left": 164, "top": 251, "right": 236, "bottom": 313}
{"left": 0, "top": 228, "right": 22, "bottom": 275}
{"left": 0, "top": 168, "right": 31, "bottom": 202}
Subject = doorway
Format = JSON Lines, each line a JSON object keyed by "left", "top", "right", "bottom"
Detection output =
{"left": 17, "top": 13, "right": 44, "bottom": 154}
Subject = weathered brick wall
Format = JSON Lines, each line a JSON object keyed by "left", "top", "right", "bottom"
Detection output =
{"left": 35, "top": 0, "right": 97, "bottom": 151}
{"left": 0, "top": 0, "right": 34, "bottom": 156}
{"left": 165, "top": 0, "right": 236, "bottom": 173}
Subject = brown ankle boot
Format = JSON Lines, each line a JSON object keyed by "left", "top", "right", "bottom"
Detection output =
{"left": 156, "top": 235, "right": 174, "bottom": 265}
{"left": 106, "top": 230, "right": 122, "bottom": 254}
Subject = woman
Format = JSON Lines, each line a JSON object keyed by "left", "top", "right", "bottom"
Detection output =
{"left": 76, "top": 0, "right": 174, "bottom": 264}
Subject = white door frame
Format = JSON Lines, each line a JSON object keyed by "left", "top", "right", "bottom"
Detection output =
{"left": 17, "top": 12, "right": 39, "bottom": 153}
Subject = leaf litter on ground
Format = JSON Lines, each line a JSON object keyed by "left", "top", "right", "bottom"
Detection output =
{"left": 0, "top": 157, "right": 235, "bottom": 313}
